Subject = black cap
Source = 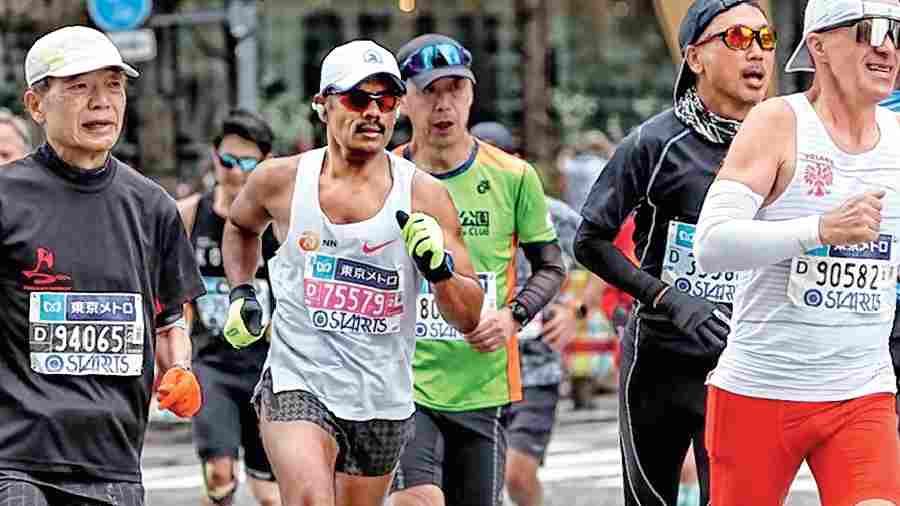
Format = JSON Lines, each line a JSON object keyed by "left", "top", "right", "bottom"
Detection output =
{"left": 673, "top": 0, "right": 762, "bottom": 103}
{"left": 396, "top": 33, "right": 476, "bottom": 90}
{"left": 471, "top": 122, "right": 516, "bottom": 153}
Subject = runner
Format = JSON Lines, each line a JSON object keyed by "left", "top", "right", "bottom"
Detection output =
{"left": 390, "top": 35, "right": 566, "bottom": 506}
{"left": 694, "top": 0, "right": 900, "bottom": 503}
{"left": 0, "top": 26, "right": 204, "bottom": 505}
{"left": 220, "top": 40, "right": 484, "bottom": 506}
{"left": 0, "top": 108, "right": 31, "bottom": 164}
{"left": 572, "top": 1, "right": 776, "bottom": 504}
{"left": 177, "top": 109, "right": 280, "bottom": 506}
{"left": 472, "top": 120, "right": 583, "bottom": 506}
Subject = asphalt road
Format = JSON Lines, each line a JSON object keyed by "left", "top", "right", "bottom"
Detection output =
{"left": 142, "top": 393, "right": 825, "bottom": 505}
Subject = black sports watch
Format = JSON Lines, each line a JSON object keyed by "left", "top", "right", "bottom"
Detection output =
{"left": 507, "top": 300, "right": 532, "bottom": 328}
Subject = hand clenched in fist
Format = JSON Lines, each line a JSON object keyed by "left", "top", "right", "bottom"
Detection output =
{"left": 819, "top": 190, "right": 885, "bottom": 246}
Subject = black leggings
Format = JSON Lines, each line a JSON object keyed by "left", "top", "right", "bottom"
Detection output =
{"left": 618, "top": 316, "right": 711, "bottom": 506}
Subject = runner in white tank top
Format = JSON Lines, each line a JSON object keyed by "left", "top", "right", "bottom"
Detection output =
{"left": 218, "top": 40, "right": 484, "bottom": 506}
{"left": 693, "top": 1, "right": 900, "bottom": 503}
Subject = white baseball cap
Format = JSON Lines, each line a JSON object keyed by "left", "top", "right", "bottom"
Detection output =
{"left": 786, "top": 0, "right": 900, "bottom": 73}
{"left": 318, "top": 40, "right": 405, "bottom": 95}
{"left": 25, "top": 26, "right": 139, "bottom": 87}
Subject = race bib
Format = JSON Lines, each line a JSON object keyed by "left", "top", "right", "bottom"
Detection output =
{"left": 196, "top": 276, "right": 272, "bottom": 335}
{"left": 788, "top": 235, "right": 898, "bottom": 316}
{"left": 415, "top": 272, "right": 497, "bottom": 340}
{"left": 29, "top": 292, "right": 145, "bottom": 376}
{"left": 303, "top": 253, "right": 405, "bottom": 334}
{"left": 661, "top": 221, "right": 749, "bottom": 303}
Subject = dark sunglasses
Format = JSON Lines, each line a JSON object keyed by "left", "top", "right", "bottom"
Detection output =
{"left": 215, "top": 150, "right": 261, "bottom": 172}
{"left": 400, "top": 43, "right": 473, "bottom": 80}
{"left": 694, "top": 24, "right": 777, "bottom": 51}
{"left": 325, "top": 87, "right": 400, "bottom": 114}
{"left": 821, "top": 17, "right": 900, "bottom": 48}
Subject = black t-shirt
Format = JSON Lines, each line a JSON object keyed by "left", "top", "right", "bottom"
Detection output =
{"left": 0, "top": 144, "right": 204, "bottom": 482}
{"left": 581, "top": 109, "right": 729, "bottom": 348}
{"left": 191, "top": 190, "right": 278, "bottom": 372}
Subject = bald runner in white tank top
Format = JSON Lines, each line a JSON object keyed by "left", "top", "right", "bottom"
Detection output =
{"left": 709, "top": 93, "right": 900, "bottom": 402}
{"left": 265, "top": 147, "right": 421, "bottom": 421}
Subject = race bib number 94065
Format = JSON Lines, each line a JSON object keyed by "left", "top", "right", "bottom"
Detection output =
{"left": 29, "top": 292, "right": 145, "bottom": 376}
{"left": 789, "top": 235, "right": 898, "bottom": 315}
{"left": 661, "top": 221, "right": 749, "bottom": 303}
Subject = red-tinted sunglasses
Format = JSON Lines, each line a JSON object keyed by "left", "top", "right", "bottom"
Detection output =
{"left": 326, "top": 87, "right": 400, "bottom": 114}
{"left": 694, "top": 24, "right": 777, "bottom": 51}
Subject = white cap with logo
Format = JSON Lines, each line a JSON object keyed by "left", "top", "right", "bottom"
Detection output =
{"left": 25, "top": 25, "right": 139, "bottom": 87}
{"left": 786, "top": 0, "right": 900, "bottom": 73}
{"left": 318, "top": 40, "right": 405, "bottom": 95}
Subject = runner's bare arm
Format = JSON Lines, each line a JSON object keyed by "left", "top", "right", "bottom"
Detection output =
{"left": 412, "top": 171, "right": 484, "bottom": 333}
{"left": 223, "top": 157, "right": 294, "bottom": 287}
{"left": 176, "top": 194, "right": 201, "bottom": 334}
{"left": 155, "top": 325, "right": 191, "bottom": 371}
{"left": 693, "top": 99, "right": 822, "bottom": 273}
{"left": 695, "top": 98, "right": 885, "bottom": 273}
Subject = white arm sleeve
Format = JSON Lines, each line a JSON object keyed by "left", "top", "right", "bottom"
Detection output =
{"left": 694, "top": 179, "right": 823, "bottom": 273}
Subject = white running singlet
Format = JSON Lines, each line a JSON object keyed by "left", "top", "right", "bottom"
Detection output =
{"left": 264, "top": 148, "right": 421, "bottom": 420}
{"left": 709, "top": 93, "right": 900, "bottom": 401}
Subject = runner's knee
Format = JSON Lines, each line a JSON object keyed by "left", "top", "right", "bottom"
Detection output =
{"left": 248, "top": 477, "right": 281, "bottom": 506}
{"left": 204, "top": 459, "right": 238, "bottom": 505}
{"left": 392, "top": 484, "right": 445, "bottom": 506}
{"left": 504, "top": 458, "right": 535, "bottom": 497}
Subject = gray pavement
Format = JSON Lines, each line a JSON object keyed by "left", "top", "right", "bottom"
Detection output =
{"left": 142, "top": 393, "right": 824, "bottom": 505}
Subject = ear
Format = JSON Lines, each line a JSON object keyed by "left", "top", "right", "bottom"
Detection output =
{"left": 23, "top": 89, "right": 45, "bottom": 125}
{"left": 311, "top": 94, "right": 327, "bottom": 123}
{"left": 398, "top": 96, "right": 409, "bottom": 118}
{"left": 807, "top": 33, "right": 827, "bottom": 65}
{"left": 685, "top": 45, "right": 705, "bottom": 75}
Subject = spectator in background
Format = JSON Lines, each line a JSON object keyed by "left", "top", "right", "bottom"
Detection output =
{"left": 559, "top": 130, "right": 615, "bottom": 211}
{"left": 0, "top": 108, "right": 32, "bottom": 164}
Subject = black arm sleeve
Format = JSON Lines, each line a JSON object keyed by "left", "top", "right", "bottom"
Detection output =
{"left": 574, "top": 123, "right": 667, "bottom": 307}
{"left": 574, "top": 219, "right": 666, "bottom": 307}
{"left": 891, "top": 303, "right": 900, "bottom": 381}
{"left": 513, "top": 241, "right": 566, "bottom": 320}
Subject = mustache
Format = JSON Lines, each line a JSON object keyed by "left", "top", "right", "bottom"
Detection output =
{"left": 355, "top": 122, "right": 386, "bottom": 134}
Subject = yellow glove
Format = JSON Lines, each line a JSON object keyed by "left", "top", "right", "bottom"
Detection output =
{"left": 223, "top": 284, "right": 266, "bottom": 349}
{"left": 396, "top": 211, "right": 453, "bottom": 282}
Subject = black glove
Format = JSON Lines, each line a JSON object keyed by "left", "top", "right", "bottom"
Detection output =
{"left": 655, "top": 287, "right": 731, "bottom": 356}
{"left": 224, "top": 284, "right": 264, "bottom": 348}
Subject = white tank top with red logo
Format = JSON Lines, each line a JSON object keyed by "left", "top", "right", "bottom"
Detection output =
{"left": 264, "top": 147, "right": 420, "bottom": 421}
{"left": 709, "top": 93, "right": 900, "bottom": 401}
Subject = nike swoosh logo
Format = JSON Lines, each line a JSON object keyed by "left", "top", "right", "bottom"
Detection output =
{"left": 362, "top": 239, "right": 397, "bottom": 255}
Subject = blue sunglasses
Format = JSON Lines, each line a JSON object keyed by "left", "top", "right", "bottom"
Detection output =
{"left": 216, "top": 150, "right": 261, "bottom": 172}
{"left": 400, "top": 43, "right": 472, "bottom": 80}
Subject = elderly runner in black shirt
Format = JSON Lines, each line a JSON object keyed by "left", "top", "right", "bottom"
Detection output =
{"left": 573, "top": 1, "right": 776, "bottom": 504}
{"left": 0, "top": 26, "right": 204, "bottom": 506}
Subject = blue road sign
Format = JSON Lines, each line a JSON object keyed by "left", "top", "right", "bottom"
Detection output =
{"left": 88, "top": 0, "right": 153, "bottom": 32}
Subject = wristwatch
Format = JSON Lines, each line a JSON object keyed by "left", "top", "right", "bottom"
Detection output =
{"left": 508, "top": 300, "right": 532, "bottom": 328}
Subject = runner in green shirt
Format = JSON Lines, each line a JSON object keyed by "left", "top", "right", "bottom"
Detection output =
{"left": 390, "top": 34, "right": 566, "bottom": 506}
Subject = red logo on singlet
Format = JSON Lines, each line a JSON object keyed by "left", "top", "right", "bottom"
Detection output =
{"left": 21, "top": 247, "right": 72, "bottom": 290}
{"left": 801, "top": 153, "right": 834, "bottom": 197}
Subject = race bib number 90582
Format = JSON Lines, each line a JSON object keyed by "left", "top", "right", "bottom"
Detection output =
{"left": 29, "top": 292, "right": 145, "bottom": 376}
{"left": 661, "top": 221, "right": 749, "bottom": 303}
{"left": 789, "top": 235, "right": 898, "bottom": 315}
